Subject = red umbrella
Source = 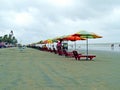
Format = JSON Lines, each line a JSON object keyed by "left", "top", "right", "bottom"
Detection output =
{"left": 63, "top": 35, "right": 86, "bottom": 50}
{"left": 63, "top": 35, "right": 86, "bottom": 41}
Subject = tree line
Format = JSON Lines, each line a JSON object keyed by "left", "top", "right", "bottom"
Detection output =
{"left": 0, "top": 34, "right": 18, "bottom": 46}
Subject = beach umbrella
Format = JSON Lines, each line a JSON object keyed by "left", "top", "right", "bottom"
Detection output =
{"left": 54, "top": 35, "right": 67, "bottom": 41}
{"left": 72, "top": 30, "right": 102, "bottom": 59}
{"left": 43, "top": 40, "right": 48, "bottom": 44}
{"left": 43, "top": 39, "right": 53, "bottom": 47}
{"left": 52, "top": 35, "right": 67, "bottom": 46}
{"left": 45, "top": 39, "right": 53, "bottom": 44}
{"left": 63, "top": 35, "right": 86, "bottom": 41}
{"left": 50, "top": 37, "right": 58, "bottom": 43}
{"left": 63, "top": 35, "right": 86, "bottom": 50}
{"left": 37, "top": 40, "right": 44, "bottom": 44}
{"left": 46, "top": 39, "right": 54, "bottom": 48}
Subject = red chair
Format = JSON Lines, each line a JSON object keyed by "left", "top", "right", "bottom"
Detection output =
{"left": 57, "top": 49, "right": 63, "bottom": 55}
{"left": 72, "top": 50, "right": 96, "bottom": 60}
{"left": 63, "top": 49, "right": 74, "bottom": 57}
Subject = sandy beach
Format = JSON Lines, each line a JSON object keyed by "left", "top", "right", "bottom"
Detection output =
{"left": 0, "top": 47, "right": 120, "bottom": 90}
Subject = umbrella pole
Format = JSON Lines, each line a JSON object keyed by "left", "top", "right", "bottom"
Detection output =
{"left": 86, "top": 38, "right": 88, "bottom": 60}
{"left": 75, "top": 41, "right": 76, "bottom": 50}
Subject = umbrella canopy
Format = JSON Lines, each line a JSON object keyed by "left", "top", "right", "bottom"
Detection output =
{"left": 54, "top": 35, "right": 67, "bottom": 41}
{"left": 43, "top": 39, "right": 54, "bottom": 46}
{"left": 63, "top": 35, "right": 86, "bottom": 50}
{"left": 63, "top": 35, "right": 86, "bottom": 41}
{"left": 46, "top": 39, "right": 53, "bottom": 44}
{"left": 43, "top": 39, "right": 54, "bottom": 48}
{"left": 43, "top": 40, "right": 48, "bottom": 44}
{"left": 73, "top": 30, "right": 102, "bottom": 39}
{"left": 36, "top": 40, "right": 44, "bottom": 44}
{"left": 72, "top": 30, "right": 102, "bottom": 60}
{"left": 51, "top": 38, "right": 58, "bottom": 43}
{"left": 62, "top": 35, "right": 86, "bottom": 50}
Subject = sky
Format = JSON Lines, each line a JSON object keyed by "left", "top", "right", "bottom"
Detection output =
{"left": 0, "top": 0, "right": 120, "bottom": 44}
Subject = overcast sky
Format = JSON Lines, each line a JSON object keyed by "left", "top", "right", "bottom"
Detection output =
{"left": 0, "top": 0, "right": 120, "bottom": 44}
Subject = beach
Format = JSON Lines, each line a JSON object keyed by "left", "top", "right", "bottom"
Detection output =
{"left": 0, "top": 47, "right": 120, "bottom": 90}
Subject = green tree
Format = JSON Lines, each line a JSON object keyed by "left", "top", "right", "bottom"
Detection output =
{"left": 0, "top": 36, "right": 3, "bottom": 42}
{"left": 0, "top": 31, "right": 18, "bottom": 45}
{"left": 12, "top": 36, "right": 18, "bottom": 44}
{"left": 7, "top": 34, "right": 13, "bottom": 44}
{"left": 2, "top": 34, "right": 8, "bottom": 42}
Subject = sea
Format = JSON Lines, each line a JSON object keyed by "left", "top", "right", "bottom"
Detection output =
{"left": 68, "top": 43, "right": 120, "bottom": 52}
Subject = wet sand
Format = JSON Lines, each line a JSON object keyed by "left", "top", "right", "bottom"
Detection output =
{"left": 0, "top": 48, "right": 120, "bottom": 90}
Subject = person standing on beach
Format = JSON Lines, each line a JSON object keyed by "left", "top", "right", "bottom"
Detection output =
{"left": 111, "top": 44, "right": 114, "bottom": 50}
{"left": 57, "top": 40, "right": 62, "bottom": 55}
{"left": 119, "top": 44, "right": 120, "bottom": 47}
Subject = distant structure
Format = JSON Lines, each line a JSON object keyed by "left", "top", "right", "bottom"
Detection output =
{"left": 9, "top": 30, "right": 13, "bottom": 37}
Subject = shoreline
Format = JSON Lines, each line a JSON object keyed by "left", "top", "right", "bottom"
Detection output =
{"left": 68, "top": 49, "right": 120, "bottom": 53}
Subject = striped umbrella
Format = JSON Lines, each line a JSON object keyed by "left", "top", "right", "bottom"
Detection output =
{"left": 72, "top": 30, "right": 102, "bottom": 59}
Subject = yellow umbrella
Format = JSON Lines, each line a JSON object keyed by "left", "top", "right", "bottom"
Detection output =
{"left": 47, "top": 39, "right": 53, "bottom": 44}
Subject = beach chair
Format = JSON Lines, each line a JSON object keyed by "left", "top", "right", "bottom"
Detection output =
{"left": 72, "top": 50, "right": 96, "bottom": 60}
{"left": 48, "top": 48, "right": 53, "bottom": 52}
{"left": 63, "top": 49, "right": 74, "bottom": 57}
{"left": 53, "top": 48, "right": 57, "bottom": 54}
{"left": 57, "top": 49, "right": 63, "bottom": 55}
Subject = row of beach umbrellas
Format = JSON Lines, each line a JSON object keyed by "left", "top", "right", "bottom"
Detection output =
{"left": 35, "top": 30, "right": 102, "bottom": 59}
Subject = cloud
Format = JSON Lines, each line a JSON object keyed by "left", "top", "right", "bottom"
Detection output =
{"left": 0, "top": 0, "right": 120, "bottom": 44}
